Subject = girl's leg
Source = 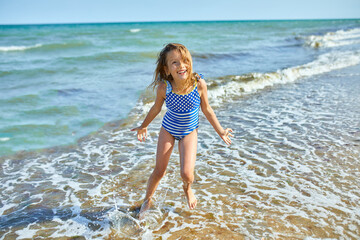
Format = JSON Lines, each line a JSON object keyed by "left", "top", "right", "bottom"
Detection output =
{"left": 139, "top": 127, "right": 175, "bottom": 218}
{"left": 178, "top": 129, "right": 198, "bottom": 210}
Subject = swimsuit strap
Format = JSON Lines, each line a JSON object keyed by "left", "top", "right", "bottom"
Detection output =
{"left": 165, "top": 80, "right": 172, "bottom": 95}
{"left": 198, "top": 73, "right": 204, "bottom": 80}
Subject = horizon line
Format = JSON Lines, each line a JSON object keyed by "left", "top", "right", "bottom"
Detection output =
{"left": 1, "top": 17, "right": 359, "bottom": 26}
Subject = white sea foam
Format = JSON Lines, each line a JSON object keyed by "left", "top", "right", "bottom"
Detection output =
{"left": 303, "top": 28, "right": 360, "bottom": 48}
{"left": 0, "top": 137, "right": 10, "bottom": 142}
{"left": 0, "top": 203, "right": 17, "bottom": 215}
{"left": 0, "top": 44, "right": 42, "bottom": 52}
{"left": 15, "top": 226, "right": 38, "bottom": 239}
{"left": 130, "top": 28, "right": 141, "bottom": 33}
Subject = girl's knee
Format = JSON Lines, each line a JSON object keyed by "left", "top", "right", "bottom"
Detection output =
{"left": 153, "top": 168, "right": 166, "bottom": 179}
{"left": 180, "top": 170, "right": 193, "bottom": 183}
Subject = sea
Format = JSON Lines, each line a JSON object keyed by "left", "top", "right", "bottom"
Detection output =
{"left": 0, "top": 19, "right": 360, "bottom": 239}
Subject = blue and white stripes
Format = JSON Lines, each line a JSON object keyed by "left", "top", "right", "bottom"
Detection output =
{"left": 162, "top": 80, "right": 201, "bottom": 140}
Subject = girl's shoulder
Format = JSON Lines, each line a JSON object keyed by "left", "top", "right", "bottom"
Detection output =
{"left": 158, "top": 80, "right": 167, "bottom": 88}
{"left": 196, "top": 75, "right": 208, "bottom": 98}
{"left": 157, "top": 80, "right": 167, "bottom": 98}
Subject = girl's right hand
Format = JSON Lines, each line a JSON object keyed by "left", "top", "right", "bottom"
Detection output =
{"left": 220, "top": 128, "right": 234, "bottom": 146}
{"left": 131, "top": 126, "right": 148, "bottom": 142}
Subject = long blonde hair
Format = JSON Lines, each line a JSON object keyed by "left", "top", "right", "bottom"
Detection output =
{"left": 150, "top": 43, "right": 199, "bottom": 91}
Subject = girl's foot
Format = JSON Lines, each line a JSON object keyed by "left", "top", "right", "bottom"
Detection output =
{"left": 183, "top": 184, "right": 197, "bottom": 210}
{"left": 138, "top": 199, "right": 152, "bottom": 220}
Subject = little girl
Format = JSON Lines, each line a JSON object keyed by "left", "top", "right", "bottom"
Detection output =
{"left": 131, "top": 43, "right": 233, "bottom": 217}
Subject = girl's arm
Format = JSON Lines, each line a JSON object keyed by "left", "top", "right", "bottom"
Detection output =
{"left": 198, "top": 78, "right": 233, "bottom": 145}
{"left": 131, "top": 82, "right": 166, "bottom": 142}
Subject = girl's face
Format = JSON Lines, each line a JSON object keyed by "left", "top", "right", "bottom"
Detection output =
{"left": 165, "top": 50, "right": 190, "bottom": 82}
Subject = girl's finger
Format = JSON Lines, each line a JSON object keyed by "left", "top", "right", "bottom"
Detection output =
{"left": 142, "top": 133, "right": 146, "bottom": 141}
{"left": 227, "top": 136, "right": 232, "bottom": 145}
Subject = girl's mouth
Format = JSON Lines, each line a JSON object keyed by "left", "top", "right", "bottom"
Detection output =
{"left": 178, "top": 69, "right": 187, "bottom": 75}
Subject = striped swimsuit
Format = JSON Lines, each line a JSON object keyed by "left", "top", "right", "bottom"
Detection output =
{"left": 162, "top": 78, "right": 201, "bottom": 140}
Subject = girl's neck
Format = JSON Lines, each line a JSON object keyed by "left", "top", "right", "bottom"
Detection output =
{"left": 171, "top": 79, "right": 193, "bottom": 94}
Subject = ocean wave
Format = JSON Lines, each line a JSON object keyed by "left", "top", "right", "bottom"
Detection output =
{"left": 22, "top": 105, "right": 80, "bottom": 117}
{"left": 0, "top": 41, "right": 91, "bottom": 52}
{"left": 301, "top": 28, "right": 360, "bottom": 48}
{"left": 0, "top": 44, "right": 42, "bottom": 52}
{"left": 59, "top": 50, "right": 156, "bottom": 63}
{"left": 129, "top": 28, "right": 141, "bottom": 33}
{"left": 192, "top": 51, "right": 250, "bottom": 60}
{"left": 1, "top": 68, "right": 60, "bottom": 79}
{"left": 41, "top": 41, "right": 91, "bottom": 51}
{"left": 207, "top": 50, "right": 360, "bottom": 104}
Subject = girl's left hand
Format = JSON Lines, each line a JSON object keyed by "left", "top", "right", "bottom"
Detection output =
{"left": 220, "top": 128, "right": 234, "bottom": 145}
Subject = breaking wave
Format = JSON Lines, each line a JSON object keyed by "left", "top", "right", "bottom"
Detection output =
{"left": 301, "top": 28, "right": 360, "bottom": 48}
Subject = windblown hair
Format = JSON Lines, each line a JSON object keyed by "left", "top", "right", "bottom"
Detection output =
{"left": 150, "top": 43, "right": 200, "bottom": 91}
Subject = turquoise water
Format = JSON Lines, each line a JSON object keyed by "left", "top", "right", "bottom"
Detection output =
{"left": 1, "top": 19, "right": 360, "bottom": 239}
{"left": 1, "top": 19, "right": 359, "bottom": 156}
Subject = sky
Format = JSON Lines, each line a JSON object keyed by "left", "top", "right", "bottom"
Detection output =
{"left": 0, "top": 0, "right": 359, "bottom": 25}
